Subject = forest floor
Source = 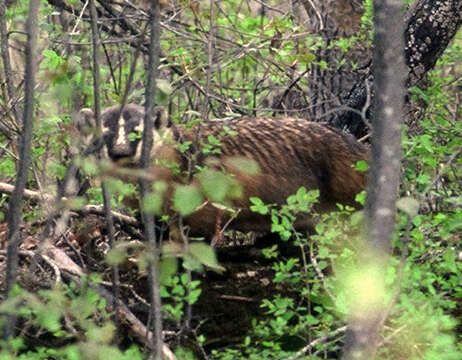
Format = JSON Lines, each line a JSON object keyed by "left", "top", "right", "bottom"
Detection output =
{"left": 0, "top": 212, "right": 286, "bottom": 355}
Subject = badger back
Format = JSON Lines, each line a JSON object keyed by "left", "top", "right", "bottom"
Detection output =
{"left": 197, "top": 117, "right": 368, "bottom": 209}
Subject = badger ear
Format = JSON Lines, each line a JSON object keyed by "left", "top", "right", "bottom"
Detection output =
{"left": 76, "top": 108, "right": 96, "bottom": 134}
{"left": 153, "top": 106, "right": 169, "bottom": 129}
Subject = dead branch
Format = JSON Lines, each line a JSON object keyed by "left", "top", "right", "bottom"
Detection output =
{"left": 48, "top": 245, "right": 176, "bottom": 359}
{"left": 0, "top": 181, "right": 139, "bottom": 227}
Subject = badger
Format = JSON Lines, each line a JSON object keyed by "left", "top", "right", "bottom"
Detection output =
{"left": 79, "top": 104, "right": 368, "bottom": 241}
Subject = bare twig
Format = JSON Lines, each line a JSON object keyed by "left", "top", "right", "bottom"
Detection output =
{"left": 70, "top": 0, "right": 89, "bottom": 35}
{"left": 299, "top": 0, "right": 324, "bottom": 31}
{"left": 309, "top": 246, "right": 336, "bottom": 301}
{"left": 0, "top": 249, "right": 62, "bottom": 283}
{"left": 202, "top": 0, "right": 215, "bottom": 121}
{"left": 139, "top": 1, "right": 163, "bottom": 357}
{"left": 218, "top": 295, "right": 259, "bottom": 303}
{"left": 286, "top": 326, "right": 347, "bottom": 360}
{"left": 89, "top": 0, "right": 121, "bottom": 319}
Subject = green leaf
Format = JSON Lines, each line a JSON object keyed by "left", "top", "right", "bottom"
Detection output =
{"left": 207, "top": 134, "right": 221, "bottom": 146}
{"left": 42, "top": 49, "right": 63, "bottom": 70}
{"left": 305, "top": 314, "right": 320, "bottom": 325}
{"left": 396, "top": 197, "right": 420, "bottom": 217}
{"left": 37, "top": 308, "right": 61, "bottom": 332}
{"left": 173, "top": 185, "right": 203, "bottom": 216}
{"left": 127, "top": 131, "right": 142, "bottom": 141}
{"left": 106, "top": 247, "right": 128, "bottom": 266}
{"left": 442, "top": 249, "right": 457, "bottom": 273}
{"left": 182, "top": 253, "right": 203, "bottom": 272}
{"left": 142, "top": 192, "right": 164, "bottom": 215}
{"left": 198, "top": 169, "right": 241, "bottom": 203}
{"left": 355, "top": 190, "right": 367, "bottom": 206}
{"left": 298, "top": 51, "right": 316, "bottom": 64}
{"left": 418, "top": 134, "right": 434, "bottom": 153}
{"left": 250, "top": 197, "right": 269, "bottom": 214}
{"left": 156, "top": 79, "right": 173, "bottom": 96}
{"left": 86, "top": 322, "right": 115, "bottom": 344}
{"left": 416, "top": 174, "right": 430, "bottom": 185}
{"left": 355, "top": 160, "right": 369, "bottom": 172}
{"left": 189, "top": 242, "right": 225, "bottom": 272}
{"left": 350, "top": 210, "right": 364, "bottom": 226}
{"left": 0, "top": 157, "right": 15, "bottom": 177}
{"left": 225, "top": 156, "right": 261, "bottom": 175}
{"left": 186, "top": 289, "right": 202, "bottom": 304}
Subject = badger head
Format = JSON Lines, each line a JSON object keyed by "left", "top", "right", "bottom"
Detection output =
{"left": 77, "top": 104, "right": 168, "bottom": 165}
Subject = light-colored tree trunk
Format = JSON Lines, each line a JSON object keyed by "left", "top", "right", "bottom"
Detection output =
{"left": 341, "top": 0, "right": 406, "bottom": 358}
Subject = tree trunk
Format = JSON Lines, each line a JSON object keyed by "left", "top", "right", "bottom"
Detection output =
{"left": 341, "top": 0, "right": 406, "bottom": 358}
{"left": 4, "top": 0, "right": 40, "bottom": 337}
{"left": 333, "top": 0, "right": 462, "bottom": 137}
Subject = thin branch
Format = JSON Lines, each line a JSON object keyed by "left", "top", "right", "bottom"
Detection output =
{"left": 0, "top": 181, "right": 139, "bottom": 226}
{"left": 3, "top": 0, "right": 40, "bottom": 338}
{"left": 0, "top": 0, "right": 21, "bottom": 123}
{"left": 139, "top": 1, "right": 163, "bottom": 357}
{"left": 286, "top": 326, "right": 347, "bottom": 360}
{"left": 89, "top": 0, "right": 121, "bottom": 318}
{"left": 31, "top": 244, "right": 176, "bottom": 359}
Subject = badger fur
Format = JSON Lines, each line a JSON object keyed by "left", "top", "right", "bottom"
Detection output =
{"left": 79, "top": 104, "right": 368, "bottom": 239}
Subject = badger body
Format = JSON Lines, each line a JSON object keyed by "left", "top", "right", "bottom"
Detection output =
{"left": 85, "top": 104, "right": 368, "bottom": 237}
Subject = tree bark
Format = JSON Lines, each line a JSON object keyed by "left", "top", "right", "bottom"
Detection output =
{"left": 3, "top": 0, "right": 40, "bottom": 337}
{"left": 341, "top": 0, "right": 406, "bottom": 358}
{"left": 333, "top": 0, "right": 462, "bottom": 137}
{"left": 139, "top": 1, "right": 164, "bottom": 358}
{"left": 0, "top": 0, "right": 21, "bottom": 126}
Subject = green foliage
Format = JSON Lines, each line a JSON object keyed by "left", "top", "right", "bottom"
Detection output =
{"left": 251, "top": 187, "right": 319, "bottom": 241}
{"left": 197, "top": 168, "right": 242, "bottom": 204}
{"left": 212, "top": 33, "right": 462, "bottom": 360}
{"left": 361, "top": 0, "right": 374, "bottom": 34}
{"left": 160, "top": 273, "right": 202, "bottom": 321}
{"left": 202, "top": 134, "right": 222, "bottom": 155}
{"left": 173, "top": 184, "right": 203, "bottom": 216}
{"left": 249, "top": 197, "right": 270, "bottom": 215}
{"left": 2, "top": 0, "right": 460, "bottom": 358}
{"left": 142, "top": 181, "right": 168, "bottom": 215}
{"left": 225, "top": 157, "right": 260, "bottom": 175}
{"left": 0, "top": 282, "right": 143, "bottom": 360}
{"left": 0, "top": 154, "right": 16, "bottom": 178}
{"left": 354, "top": 159, "right": 369, "bottom": 172}
{"left": 188, "top": 242, "right": 224, "bottom": 271}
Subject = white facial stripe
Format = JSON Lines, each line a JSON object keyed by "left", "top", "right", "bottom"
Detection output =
{"left": 115, "top": 116, "right": 126, "bottom": 145}
{"left": 102, "top": 145, "right": 109, "bottom": 159}
{"left": 102, "top": 125, "right": 110, "bottom": 134}
{"left": 134, "top": 140, "right": 143, "bottom": 162}
{"left": 134, "top": 122, "right": 144, "bottom": 133}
